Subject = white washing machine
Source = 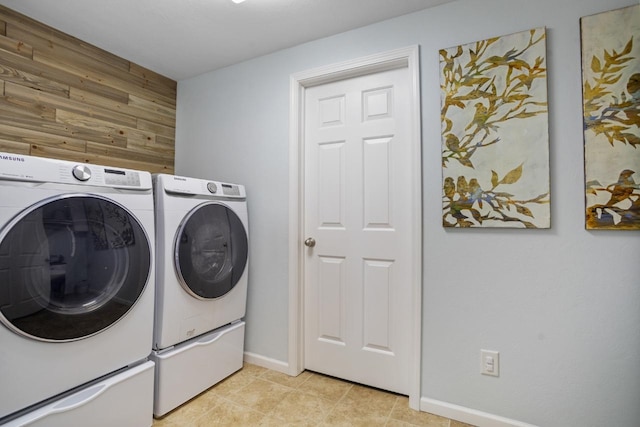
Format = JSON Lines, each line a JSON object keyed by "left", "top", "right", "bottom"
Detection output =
{"left": 0, "top": 153, "right": 155, "bottom": 426}
{"left": 150, "top": 173, "right": 249, "bottom": 417}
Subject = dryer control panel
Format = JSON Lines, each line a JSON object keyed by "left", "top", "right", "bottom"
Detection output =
{"left": 157, "top": 173, "right": 246, "bottom": 200}
{"left": 0, "top": 151, "right": 151, "bottom": 190}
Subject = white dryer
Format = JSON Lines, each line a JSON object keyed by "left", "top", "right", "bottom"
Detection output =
{"left": 151, "top": 173, "right": 249, "bottom": 416}
{"left": 0, "top": 153, "right": 155, "bottom": 425}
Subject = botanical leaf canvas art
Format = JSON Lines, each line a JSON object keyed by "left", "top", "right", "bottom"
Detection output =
{"left": 440, "top": 28, "right": 550, "bottom": 228}
{"left": 581, "top": 5, "right": 640, "bottom": 230}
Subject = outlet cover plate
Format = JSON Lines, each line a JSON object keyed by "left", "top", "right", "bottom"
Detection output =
{"left": 480, "top": 349, "right": 500, "bottom": 377}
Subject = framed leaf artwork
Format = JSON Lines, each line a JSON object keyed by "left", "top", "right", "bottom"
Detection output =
{"left": 581, "top": 4, "right": 640, "bottom": 230}
{"left": 440, "top": 28, "right": 550, "bottom": 228}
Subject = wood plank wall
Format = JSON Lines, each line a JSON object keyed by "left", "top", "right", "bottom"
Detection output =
{"left": 0, "top": 6, "right": 176, "bottom": 173}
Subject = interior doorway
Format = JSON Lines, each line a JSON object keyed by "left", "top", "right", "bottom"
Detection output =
{"left": 287, "top": 46, "right": 423, "bottom": 409}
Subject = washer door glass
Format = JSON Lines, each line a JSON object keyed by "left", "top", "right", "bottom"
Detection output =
{"left": 175, "top": 202, "right": 248, "bottom": 299}
{"left": 0, "top": 195, "right": 151, "bottom": 342}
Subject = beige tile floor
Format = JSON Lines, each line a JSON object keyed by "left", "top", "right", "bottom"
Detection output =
{"left": 152, "top": 363, "right": 475, "bottom": 426}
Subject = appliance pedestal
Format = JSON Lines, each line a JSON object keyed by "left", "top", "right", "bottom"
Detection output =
{"left": 151, "top": 321, "right": 245, "bottom": 417}
{"left": 3, "top": 361, "right": 155, "bottom": 427}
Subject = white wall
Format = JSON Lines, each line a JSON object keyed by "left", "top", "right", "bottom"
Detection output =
{"left": 175, "top": 1, "right": 640, "bottom": 426}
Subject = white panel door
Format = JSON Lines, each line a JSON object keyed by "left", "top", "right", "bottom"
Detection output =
{"left": 303, "top": 66, "right": 413, "bottom": 394}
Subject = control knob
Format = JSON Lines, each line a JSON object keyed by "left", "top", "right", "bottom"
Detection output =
{"left": 72, "top": 164, "right": 92, "bottom": 181}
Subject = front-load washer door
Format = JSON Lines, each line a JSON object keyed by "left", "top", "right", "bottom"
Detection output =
{"left": 0, "top": 194, "right": 151, "bottom": 342}
{"left": 174, "top": 202, "right": 248, "bottom": 300}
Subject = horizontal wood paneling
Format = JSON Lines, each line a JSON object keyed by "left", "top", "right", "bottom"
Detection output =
{"left": 0, "top": 33, "right": 32, "bottom": 58}
{"left": 0, "top": 5, "right": 176, "bottom": 173}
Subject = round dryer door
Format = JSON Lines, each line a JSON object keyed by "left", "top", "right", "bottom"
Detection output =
{"left": 0, "top": 195, "right": 151, "bottom": 342}
{"left": 174, "top": 202, "right": 248, "bottom": 299}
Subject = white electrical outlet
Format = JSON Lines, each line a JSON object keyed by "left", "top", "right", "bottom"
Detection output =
{"left": 480, "top": 350, "right": 500, "bottom": 377}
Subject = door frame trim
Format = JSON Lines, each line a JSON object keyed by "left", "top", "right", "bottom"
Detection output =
{"left": 287, "top": 45, "right": 423, "bottom": 409}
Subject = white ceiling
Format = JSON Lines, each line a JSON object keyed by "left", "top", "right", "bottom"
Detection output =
{"left": 0, "top": 0, "right": 454, "bottom": 81}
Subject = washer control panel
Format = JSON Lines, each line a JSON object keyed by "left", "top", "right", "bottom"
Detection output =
{"left": 0, "top": 151, "right": 151, "bottom": 190}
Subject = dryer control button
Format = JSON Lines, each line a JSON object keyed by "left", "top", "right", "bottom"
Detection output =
{"left": 207, "top": 182, "right": 218, "bottom": 194}
{"left": 72, "top": 164, "right": 92, "bottom": 181}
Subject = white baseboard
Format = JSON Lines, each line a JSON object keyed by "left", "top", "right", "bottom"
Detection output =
{"left": 243, "top": 351, "right": 289, "bottom": 374}
{"left": 421, "top": 397, "right": 538, "bottom": 427}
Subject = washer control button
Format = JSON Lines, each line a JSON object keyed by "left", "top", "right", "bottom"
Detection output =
{"left": 72, "top": 165, "right": 92, "bottom": 181}
{"left": 207, "top": 182, "right": 218, "bottom": 194}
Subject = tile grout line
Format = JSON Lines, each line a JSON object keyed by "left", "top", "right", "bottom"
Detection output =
{"left": 385, "top": 395, "right": 401, "bottom": 426}
{"left": 319, "top": 380, "right": 354, "bottom": 425}
{"left": 250, "top": 369, "right": 338, "bottom": 424}
{"left": 207, "top": 370, "right": 275, "bottom": 423}
{"left": 264, "top": 369, "right": 311, "bottom": 423}
{"left": 244, "top": 371, "right": 300, "bottom": 422}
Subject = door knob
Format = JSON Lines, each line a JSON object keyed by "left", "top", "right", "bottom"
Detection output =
{"left": 304, "top": 237, "right": 316, "bottom": 247}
